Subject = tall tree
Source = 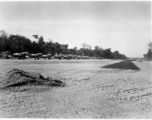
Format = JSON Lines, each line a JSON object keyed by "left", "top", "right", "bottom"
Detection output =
{"left": 148, "top": 42, "right": 152, "bottom": 50}
{"left": 104, "top": 48, "right": 112, "bottom": 59}
{"left": 112, "top": 51, "right": 120, "bottom": 59}
{"left": 38, "top": 36, "right": 45, "bottom": 53}
{"left": 32, "top": 35, "right": 39, "bottom": 42}
{"left": 0, "top": 30, "right": 8, "bottom": 52}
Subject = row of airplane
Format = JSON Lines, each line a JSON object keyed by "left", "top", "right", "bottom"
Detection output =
{"left": 12, "top": 52, "right": 51, "bottom": 60}
{"left": 1, "top": 51, "right": 103, "bottom": 60}
{"left": 54, "top": 54, "right": 102, "bottom": 60}
{"left": 1, "top": 51, "right": 50, "bottom": 60}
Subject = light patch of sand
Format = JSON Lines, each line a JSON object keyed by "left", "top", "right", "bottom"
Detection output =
{"left": 0, "top": 59, "right": 151, "bottom": 118}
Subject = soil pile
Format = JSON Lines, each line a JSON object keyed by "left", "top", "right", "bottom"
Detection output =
{"left": 102, "top": 60, "right": 140, "bottom": 70}
{"left": 0, "top": 68, "right": 66, "bottom": 91}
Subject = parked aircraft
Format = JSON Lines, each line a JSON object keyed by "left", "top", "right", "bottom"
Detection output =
{"left": 41, "top": 54, "right": 51, "bottom": 60}
{"left": 66, "top": 54, "right": 77, "bottom": 60}
{"left": 29, "top": 53, "right": 42, "bottom": 60}
{"left": 1, "top": 51, "right": 11, "bottom": 59}
{"left": 54, "top": 53, "right": 78, "bottom": 60}
{"left": 77, "top": 55, "right": 82, "bottom": 59}
{"left": 54, "top": 53, "right": 63, "bottom": 60}
{"left": 12, "top": 52, "right": 28, "bottom": 59}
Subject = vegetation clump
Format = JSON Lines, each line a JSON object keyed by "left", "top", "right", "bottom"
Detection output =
{"left": 0, "top": 68, "right": 66, "bottom": 91}
{"left": 143, "top": 42, "right": 152, "bottom": 60}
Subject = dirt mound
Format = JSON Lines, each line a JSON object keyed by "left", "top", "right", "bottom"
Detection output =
{"left": 102, "top": 60, "right": 140, "bottom": 70}
{"left": 0, "top": 68, "right": 66, "bottom": 91}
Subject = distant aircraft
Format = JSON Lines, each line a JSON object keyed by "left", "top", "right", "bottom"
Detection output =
{"left": 12, "top": 52, "right": 28, "bottom": 60}
{"left": 77, "top": 55, "right": 82, "bottom": 59}
{"left": 54, "top": 53, "right": 78, "bottom": 60}
{"left": 70, "top": 54, "right": 77, "bottom": 59}
{"left": 41, "top": 54, "right": 51, "bottom": 60}
{"left": 65, "top": 54, "right": 77, "bottom": 60}
{"left": 1, "top": 51, "right": 11, "bottom": 59}
{"left": 29, "top": 53, "right": 42, "bottom": 60}
{"left": 54, "top": 53, "right": 63, "bottom": 60}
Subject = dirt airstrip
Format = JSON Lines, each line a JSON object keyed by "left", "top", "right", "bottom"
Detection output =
{"left": 0, "top": 59, "right": 152, "bottom": 118}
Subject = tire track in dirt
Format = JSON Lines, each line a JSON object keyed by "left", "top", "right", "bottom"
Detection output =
{"left": 0, "top": 60, "right": 151, "bottom": 118}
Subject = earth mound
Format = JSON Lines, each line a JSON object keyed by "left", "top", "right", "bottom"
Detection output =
{"left": 0, "top": 68, "right": 66, "bottom": 91}
{"left": 102, "top": 60, "right": 140, "bottom": 70}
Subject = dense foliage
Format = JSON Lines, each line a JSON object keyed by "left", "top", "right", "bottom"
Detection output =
{"left": 0, "top": 30, "right": 127, "bottom": 59}
{"left": 143, "top": 42, "right": 152, "bottom": 59}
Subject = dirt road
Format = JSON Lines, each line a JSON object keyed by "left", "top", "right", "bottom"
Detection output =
{"left": 0, "top": 59, "right": 152, "bottom": 118}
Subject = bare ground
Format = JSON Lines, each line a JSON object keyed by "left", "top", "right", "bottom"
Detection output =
{"left": 0, "top": 59, "right": 152, "bottom": 118}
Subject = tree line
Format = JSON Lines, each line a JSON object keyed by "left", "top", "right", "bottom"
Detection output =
{"left": 0, "top": 30, "right": 127, "bottom": 59}
{"left": 143, "top": 42, "right": 152, "bottom": 59}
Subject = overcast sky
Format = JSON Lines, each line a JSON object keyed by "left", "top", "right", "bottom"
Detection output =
{"left": 0, "top": 1, "right": 151, "bottom": 57}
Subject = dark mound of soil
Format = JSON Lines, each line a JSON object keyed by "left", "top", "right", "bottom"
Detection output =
{"left": 0, "top": 68, "right": 66, "bottom": 91}
{"left": 102, "top": 60, "right": 140, "bottom": 70}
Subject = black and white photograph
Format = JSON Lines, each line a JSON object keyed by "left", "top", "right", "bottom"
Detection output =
{"left": 0, "top": 0, "right": 151, "bottom": 118}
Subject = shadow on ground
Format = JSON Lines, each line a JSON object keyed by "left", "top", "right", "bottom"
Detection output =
{"left": 102, "top": 60, "right": 140, "bottom": 70}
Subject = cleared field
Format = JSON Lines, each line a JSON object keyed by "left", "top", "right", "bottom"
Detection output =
{"left": 0, "top": 59, "right": 152, "bottom": 118}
